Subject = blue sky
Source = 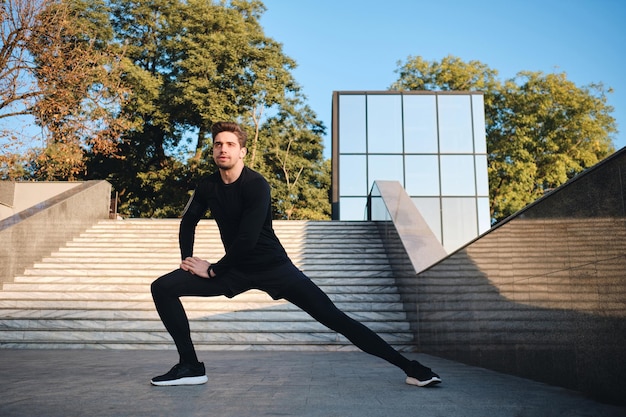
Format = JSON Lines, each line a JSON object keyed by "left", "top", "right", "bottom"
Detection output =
{"left": 260, "top": 0, "right": 626, "bottom": 158}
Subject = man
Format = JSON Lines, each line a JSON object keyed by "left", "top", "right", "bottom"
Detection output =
{"left": 150, "top": 121, "right": 441, "bottom": 387}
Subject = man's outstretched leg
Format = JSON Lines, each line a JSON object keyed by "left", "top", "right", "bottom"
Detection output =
{"left": 281, "top": 267, "right": 441, "bottom": 387}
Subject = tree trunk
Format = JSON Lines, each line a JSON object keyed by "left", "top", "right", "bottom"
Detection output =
{"left": 194, "top": 125, "right": 206, "bottom": 161}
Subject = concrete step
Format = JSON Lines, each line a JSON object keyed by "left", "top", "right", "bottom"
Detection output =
{"left": 0, "top": 299, "right": 408, "bottom": 313}
{"left": 1, "top": 282, "right": 404, "bottom": 294}
{"left": 10, "top": 276, "right": 399, "bottom": 286}
{"left": 0, "top": 318, "right": 412, "bottom": 334}
{"left": 0, "top": 330, "right": 414, "bottom": 344}
{"left": 0, "top": 291, "right": 404, "bottom": 304}
{"left": 0, "top": 308, "right": 410, "bottom": 322}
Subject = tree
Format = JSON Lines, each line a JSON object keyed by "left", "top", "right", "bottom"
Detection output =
{"left": 391, "top": 55, "right": 616, "bottom": 222}
{"left": 257, "top": 100, "right": 329, "bottom": 220}
{"left": 171, "top": 0, "right": 300, "bottom": 163}
{"left": 488, "top": 71, "right": 615, "bottom": 219}
{"left": 2, "top": 0, "right": 330, "bottom": 219}
{"left": 391, "top": 55, "right": 500, "bottom": 92}
{"left": 0, "top": 0, "right": 132, "bottom": 180}
{"left": 92, "top": 0, "right": 184, "bottom": 216}
{"left": 99, "top": 0, "right": 329, "bottom": 219}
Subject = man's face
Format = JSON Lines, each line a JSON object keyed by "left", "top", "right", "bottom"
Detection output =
{"left": 212, "top": 131, "right": 246, "bottom": 170}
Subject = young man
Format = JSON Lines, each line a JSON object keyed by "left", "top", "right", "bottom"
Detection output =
{"left": 150, "top": 121, "right": 441, "bottom": 387}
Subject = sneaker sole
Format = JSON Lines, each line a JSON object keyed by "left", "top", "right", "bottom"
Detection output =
{"left": 151, "top": 375, "right": 208, "bottom": 386}
{"left": 405, "top": 376, "right": 442, "bottom": 387}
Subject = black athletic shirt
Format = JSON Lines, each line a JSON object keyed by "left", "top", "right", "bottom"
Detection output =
{"left": 179, "top": 166, "right": 290, "bottom": 275}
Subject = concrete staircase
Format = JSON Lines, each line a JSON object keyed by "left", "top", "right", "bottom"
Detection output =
{"left": 0, "top": 219, "right": 416, "bottom": 351}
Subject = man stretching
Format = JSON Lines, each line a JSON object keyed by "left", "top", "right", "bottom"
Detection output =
{"left": 150, "top": 121, "right": 441, "bottom": 388}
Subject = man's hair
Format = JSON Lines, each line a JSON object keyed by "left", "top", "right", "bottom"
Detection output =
{"left": 211, "top": 122, "right": 247, "bottom": 148}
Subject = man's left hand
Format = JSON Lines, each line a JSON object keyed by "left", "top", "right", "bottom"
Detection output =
{"left": 180, "top": 257, "right": 211, "bottom": 278}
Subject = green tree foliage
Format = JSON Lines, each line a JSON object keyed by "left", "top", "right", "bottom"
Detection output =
{"left": 87, "top": 0, "right": 184, "bottom": 217}
{"left": 257, "top": 102, "right": 329, "bottom": 219}
{"left": 391, "top": 55, "right": 616, "bottom": 222}
{"left": 391, "top": 55, "right": 500, "bottom": 92}
{"left": 90, "top": 0, "right": 329, "bottom": 219}
{"left": 489, "top": 72, "right": 615, "bottom": 219}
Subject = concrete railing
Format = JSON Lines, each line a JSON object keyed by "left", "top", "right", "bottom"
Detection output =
{"left": 0, "top": 180, "right": 111, "bottom": 285}
{"left": 414, "top": 148, "right": 626, "bottom": 405}
{"left": 368, "top": 180, "right": 447, "bottom": 274}
{"left": 0, "top": 182, "right": 83, "bottom": 220}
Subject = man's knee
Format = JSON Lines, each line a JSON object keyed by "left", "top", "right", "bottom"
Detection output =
{"left": 150, "top": 278, "right": 162, "bottom": 297}
{"left": 151, "top": 269, "right": 184, "bottom": 296}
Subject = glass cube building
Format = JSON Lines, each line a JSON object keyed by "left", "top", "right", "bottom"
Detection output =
{"left": 331, "top": 91, "right": 491, "bottom": 253}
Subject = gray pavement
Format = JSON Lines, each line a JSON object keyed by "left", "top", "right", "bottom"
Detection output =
{"left": 0, "top": 349, "right": 624, "bottom": 417}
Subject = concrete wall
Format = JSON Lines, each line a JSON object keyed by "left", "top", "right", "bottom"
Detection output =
{"left": 0, "top": 182, "right": 82, "bottom": 221}
{"left": 407, "top": 148, "right": 626, "bottom": 405}
{"left": 0, "top": 181, "right": 111, "bottom": 285}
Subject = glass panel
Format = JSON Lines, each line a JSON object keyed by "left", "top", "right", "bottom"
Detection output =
{"left": 412, "top": 197, "right": 442, "bottom": 243}
{"left": 472, "top": 94, "right": 487, "bottom": 153}
{"left": 339, "top": 95, "right": 366, "bottom": 153}
{"left": 475, "top": 155, "right": 489, "bottom": 196}
{"left": 442, "top": 197, "right": 478, "bottom": 252}
{"left": 339, "top": 197, "right": 368, "bottom": 220}
{"left": 370, "top": 182, "right": 381, "bottom": 198}
{"left": 366, "top": 95, "right": 403, "bottom": 153}
{"left": 405, "top": 155, "right": 440, "bottom": 196}
{"left": 368, "top": 155, "right": 404, "bottom": 190}
{"left": 438, "top": 95, "right": 473, "bottom": 153}
{"left": 403, "top": 95, "right": 438, "bottom": 153}
{"left": 369, "top": 195, "right": 389, "bottom": 221}
{"left": 477, "top": 197, "right": 491, "bottom": 233}
{"left": 339, "top": 155, "right": 367, "bottom": 196}
{"left": 440, "top": 155, "right": 475, "bottom": 196}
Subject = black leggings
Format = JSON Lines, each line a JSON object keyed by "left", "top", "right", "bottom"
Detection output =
{"left": 151, "top": 264, "right": 411, "bottom": 373}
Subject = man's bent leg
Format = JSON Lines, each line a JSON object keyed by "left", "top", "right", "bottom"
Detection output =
{"left": 151, "top": 269, "right": 232, "bottom": 364}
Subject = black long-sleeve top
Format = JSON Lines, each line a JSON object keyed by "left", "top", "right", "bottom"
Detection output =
{"left": 179, "top": 166, "right": 289, "bottom": 275}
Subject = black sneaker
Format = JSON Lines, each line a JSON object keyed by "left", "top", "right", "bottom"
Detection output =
{"left": 405, "top": 360, "right": 442, "bottom": 387}
{"left": 151, "top": 362, "right": 208, "bottom": 386}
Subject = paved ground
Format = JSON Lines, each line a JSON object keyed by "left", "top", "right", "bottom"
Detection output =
{"left": 0, "top": 349, "right": 624, "bottom": 417}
